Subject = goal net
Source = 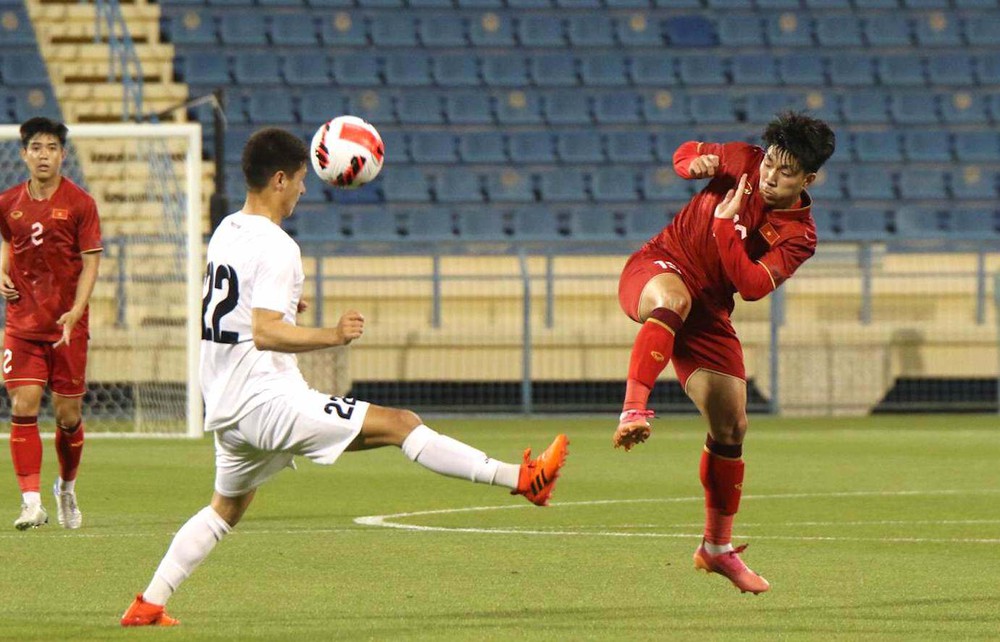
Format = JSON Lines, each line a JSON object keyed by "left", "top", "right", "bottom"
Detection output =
{"left": 0, "top": 123, "right": 203, "bottom": 437}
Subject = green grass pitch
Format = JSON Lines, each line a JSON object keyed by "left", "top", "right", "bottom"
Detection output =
{"left": 1, "top": 415, "right": 998, "bottom": 641}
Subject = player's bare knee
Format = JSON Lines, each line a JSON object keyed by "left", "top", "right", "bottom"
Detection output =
{"left": 710, "top": 416, "right": 747, "bottom": 445}
{"left": 395, "top": 408, "right": 423, "bottom": 441}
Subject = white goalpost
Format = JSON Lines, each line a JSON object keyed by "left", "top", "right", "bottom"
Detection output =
{"left": 0, "top": 123, "right": 203, "bottom": 437}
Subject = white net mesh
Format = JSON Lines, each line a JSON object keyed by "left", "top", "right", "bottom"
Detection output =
{"left": 0, "top": 123, "right": 202, "bottom": 436}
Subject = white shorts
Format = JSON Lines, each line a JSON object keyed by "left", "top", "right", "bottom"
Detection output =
{"left": 213, "top": 388, "right": 369, "bottom": 498}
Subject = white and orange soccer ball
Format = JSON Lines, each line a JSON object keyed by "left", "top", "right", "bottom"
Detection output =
{"left": 309, "top": 115, "right": 384, "bottom": 189}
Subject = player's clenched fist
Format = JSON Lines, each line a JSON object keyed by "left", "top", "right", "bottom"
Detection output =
{"left": 687, "top": 154, "right": 720, "bottom": 179}
{"left": 335, "top": 310, "right": 365, "bottom": 344}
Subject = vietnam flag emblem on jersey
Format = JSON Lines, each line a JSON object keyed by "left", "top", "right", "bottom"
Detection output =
{"left": 53, "top": 208, "right": 69, "bottom": 220}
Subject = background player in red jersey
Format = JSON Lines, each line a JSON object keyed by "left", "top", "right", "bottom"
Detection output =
{"left": 614, "top": 112, "right": 835, "bottom": 593}
{"left": 0, "top": 118, "right": 102, "bottom": 530}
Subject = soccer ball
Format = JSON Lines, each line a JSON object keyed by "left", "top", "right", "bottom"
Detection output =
{"left": 309, "top": 116, "right": 384, "bottom": 189}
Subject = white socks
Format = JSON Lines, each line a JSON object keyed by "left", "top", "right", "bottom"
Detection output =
{"left": 401, "top": 425, "right": 520, "bottom": 489}
{"left": 56, "top": 477, "right": 75, "bottom": 493}
{"left": 143, "top": 506, "right": 232, "bottom": 606}
{"left": 704, "top": 542, "right": 735, "bottom": 555}
{"left": 22, "top": 491, "right": 41, "bottom": 506}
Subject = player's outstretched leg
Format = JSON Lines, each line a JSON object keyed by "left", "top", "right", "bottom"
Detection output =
{"left": 510, "top": 433, "right": 569, "bottom": 506}
{"left": 120, "top": 594, "right": 180, "bottom": 627}
{"left": 693, "top": 543, "right": 770, "bottom": 594}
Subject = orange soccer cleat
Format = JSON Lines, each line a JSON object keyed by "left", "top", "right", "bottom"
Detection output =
{"left": 512, "top": 434, "right": 569, "bottom": 506}
{"left": 120, "top": 594, "right": 180, "bottom": 627}
{"left": 613, "top": 409, "right": 655, "bottom": 451}
{"left": 693, "top": 542, "right": 770, "bottom": 595}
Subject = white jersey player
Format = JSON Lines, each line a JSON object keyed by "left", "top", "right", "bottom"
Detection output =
{"left": 121, "top": 128, "right": 569, "bottom": 627}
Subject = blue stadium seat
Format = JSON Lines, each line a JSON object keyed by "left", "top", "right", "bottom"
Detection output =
{"left": 299, "top": 172, "right": 330, "bottom": 204}
{"left": 964, "top": 17, "right": 1000, "bottom": 46}
{"left": 815, "top": 15, "right": 863, "bottom": 47}
{"left": 853, "top": 0, "right": 901, "bottom": 7}
{"left": 271, "top": 14, "right": 319, "bottom": 46}
{"left": 248, "top": 89, "right": 296, "bottom": 123}
{"left": 220, "top": 13, "right": 267, "bottom": 45}
{"left": 457, "top": 0, "right": 502, "bottom": 8}
{"left": 539, "top": 170, "right": 588, "bottom": 202}
{"left": 839, "top": 206, "right": 890, "bottom": 241}
{"left": 482, "top": 55, "right": 528, "bottom": 87}
{"left": 432, "top": 54, "right": 479, "bottom": 87}
{"left": 893, "top": 206, "right": 945, "bottom": 238}
{"left": 469, "top": 12, "right": 515, "bottom": 46}
{"left": 358, "top": 0, "right": 404, "bottom": 7}
{"left": 419, "top": 14, "right": 466, "bottom": 47}
{"left": 283, "top": 53, "right": 331, "bottom": 86}
{"left": 629, "top": 53, "right": 677, "bottom": 86}
{"left": 617, "top": 15, "right": 663, "bottom": 48}
{"left": 829, "top": 54, "right": 876, "bottom": 86}
{"left": 607, "top": 132, "right": 654, "bottom": 163}
{"left": 950, "top": 207, "right": 1000, "bottom": 238}
{"left": 732, "top": 55, "right": 779, "bottom": 86}
{"left": 224, "top": 128, "right": 253, "bottom": 162}
{"left": 380, "top": 130, "right": 408, "bottom": 162}
{"left": 434, "top": 168, "right": 483, "bottom": 203}
{"left": 716, "top": 15, "right": 763, "bottom": 47}
{"left": 756, "top": 0, "right": 804, "bottom": 6}
{"left": 862, "top": 14, "right": 912, "bottom": 47}
{"left": 777, "top": 53, "right": 824, "bottom": 85}
{"left": 384, "top": 52, "right": 432, "bottom": 87}
{"left": 518, "top": 15, "right": 565, "bottom": 47}
{"left": 370, "top": 16, "right": 418, "bottom": 46}
{"left": 927, "top": 54, "right": 974, "bottom": 86}
{"left": 351, "top": 210, "right": 403, "bottom": 241}
{"left": 410, "top": 131, "right": 458, "bottom": 163}
{"left": 627, "top": 209, "right": 673, "bottom": 240}
{"left": 951, "top": 167, "right": 997, "bottom": 200}
{"left": 688, "top": 94, "right": 736, "bottom": 124}
{"left": 903, "top": 130, "right": 951, "bottom": 162}
{"left": 555, "top": 0, "right": 600, "bottom": 9}
{"left": 484, "top": 170, "right": 535, "bottom": 203}
{"left": 507, "top": 0, "right": 551, "bottom": 7}
{"left": 567, "top": 15, "right": 614, "bottom": 47}
{"left": 953, "top": 131, "right": 1000, "bottom": 162}
{"left": 381, "top": 166, "right": 431, "bottom": 202}
{"left": 308, "top": 0, "right": 354, "bottom": 6}
{"left": 746, "top": 92, "right": 809, "bottom": 124}
{"left": 296, "top": 208, "right": 349, "bottom": 242}
{"left": 512, "top": 206, "right": 564, "bottom": 241}
{"left": 233, "top": 52, "right": 281, "bottom": 85}
{"left": 804, "top": 0, "right": 851, "bottom": 6}
{"left": 845, "top": 166, "right": 895, "bottom": 199}
{"left": 298, "top": 88, "right": 348, "bottom": 124}
{"left": 654, "top": 131, "right": 691, "bottom": 163}
{"left": 807, "top": 166, "right": 843, "bottom": 201}
{"left": 345, "top": 90, "right": 396, "bottom": 125}
{"left": 444, "top": 92, "right": 493, "bottom": 125}
{"left": 556, "top": 131, "right": 605, "bottom": 163}
{"left": 507, "top": 132, "right": 556, "bottom": 162}
{"left": 329, "top": 183, "right": 381, "bottom": 205}
{"left": 898, "top": 169, "right": 948, "bottom": 200}
{"left": 580, "top": 54, "right": 628, "bottom": 86}
{"left": 571, "top": 207, "right": 620, "bottom": 239}
{"left": 677, "top": 56, "right": 727, "bottom": 87}
{"left": 319, "top": 13, "right": 367, "bottom": 46}
{"left": 642, "top": 167, "right": 693, "bottom": 201}
{"left": 594, "top": 92, "right": 642, "bottom": 124}
{"left": 542, "top": 91, "right": 592, "bottom": 125}
{"left": 940, "top": 91, "right": 987, "bottom": 124}
{"left": 258, "top": 0, "right": 304, "bottom": 7}
{"left": 401, "top": 209, "right": 456, "bottom": 241}
{"left": 842, "top": 89, "right": 890, "bottom": 124}
{"left": 956, "top": 0, "right": 999, "bottom": 6}
{"left": 183, "top": 53, "right": 230, "bottom": 85}
{"left": 530, "top": 53, "right": 578, "bottom": 87}
{"left": 2, "top": 53, "right": 51, "bottom": 87}
{"left": 458, "top": 132, "right": 506, "bottom": 163}
{"left": 642, "top": 90, "right": 689, "bottom": 124}
{"left": 975, "top": 54, "right": 1000, "bottom": 85}
{"left": 853, "top": 131, "right": 902, "bottom": 162}
{"left": 168, "top": 12, "right": 218, "bottom": 45}
{"left": 456, "top": 209, "right": 511, "bottom": 240}
{"left": 765, "top": 13, "right": 814, "bottom": 47}
{"left": 0, "top": 7, "right": 37, "bottom": 45}
{"left": 10, "top": 87, "right": 61, "bottom": 121}
{"left": 496, "top": 90, "right": 543, "bottom": 124}
{"left": 592, "top": 168, "right": 638, "bottom": 202}
{"left": 877, "top": 56, "right": 926, "bottom": 87}
{"left": 902, "top": 0, "right": 949, "bottom": 6}
{"left": 890, "top": 92, "right": 939, "bottom": 125}
{"left": 914, "top": 12, "right": 962, "bottom": 47}
{"left": 397, "top": 92, "right": 445, "bottom": 124}
{"left": 663, "top": 15, "right": 716, "bottom": 47}
{"left": 208, "top": 0, "right": 254, "bottom": 6}
{"left": 332, "top": 54, "right": 381, "bottom": 86}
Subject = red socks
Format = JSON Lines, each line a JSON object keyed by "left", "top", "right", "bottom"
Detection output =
{"left": 10, "top": 416, "right": 42, "bottom": 494}
{"left": 623, "top": 308, "right": 685, "bottom": 411}
{"left": 700, "top": 435, "right": 745, "bottom": 546}
{"left": 56, "top": 421, "right": 85, "bottom": 483}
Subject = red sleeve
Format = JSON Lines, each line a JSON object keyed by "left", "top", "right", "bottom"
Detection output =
{"left": 672, "top": 141, "right": 702, "bottom": 178}
{"left": 712, "top": 219, "right": 816, "bottom": 301}
{"left": 77, "top": 196, "right": 102, "bottom": 252}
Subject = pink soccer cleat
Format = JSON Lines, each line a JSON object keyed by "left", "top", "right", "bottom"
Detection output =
{"left": 693, "top": 542, "right": 771, "bottom": 594}
{"left": 612, "top": 409, "right": 655, "bottom": 451}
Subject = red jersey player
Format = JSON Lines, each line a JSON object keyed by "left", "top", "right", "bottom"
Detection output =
{"left": 615, "top": 112, "right": 835, "bottom": 593}
{"left": 0, "top": 118, "right": 102, "bottom": 530}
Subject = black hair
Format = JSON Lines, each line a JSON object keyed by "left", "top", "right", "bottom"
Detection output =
{"left": 242, "top": 128, "right": 309, "bottom": 191}
{"left": 761, "top": 111, "right": 836, "bottom": 174}
{"left": 20, "top": 117, "right": 68, "bottom": 149}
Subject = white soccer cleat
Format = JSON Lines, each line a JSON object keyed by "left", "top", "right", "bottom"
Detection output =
{"left": 14, "top": 503, "right": 48, "bottom": 530}
{"left": 53, "top": 481, "right": 82, "bottom": 530}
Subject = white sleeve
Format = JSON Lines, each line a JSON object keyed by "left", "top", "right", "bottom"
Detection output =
{"left": 250, "top": 240, "right": 298, "bottom": 313}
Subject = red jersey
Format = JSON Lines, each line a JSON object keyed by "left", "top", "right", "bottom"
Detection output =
{"left": 0, "top": 178, "right": 103, "bottom": 342}
{"left": 651, "top": 140, "right": 816, "bottom": 314}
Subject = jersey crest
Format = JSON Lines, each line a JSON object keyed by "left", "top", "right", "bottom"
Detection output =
{"left": 759, "top": 222, "right": 780, "bottom": 246}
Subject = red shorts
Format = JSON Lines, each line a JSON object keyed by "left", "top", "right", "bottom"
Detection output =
{"left": 618, "top": 246, "right": 745, "bottom": 388}
{"left": 2, "top": 333, "right": 89, "bottom": 396}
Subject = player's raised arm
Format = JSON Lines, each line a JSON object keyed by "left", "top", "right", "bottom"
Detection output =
{"left": 673, "top": 141, "right": 719, "bottom": 179}
{"left": 251, "top": 308, "right": 364, "bottom": 353}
